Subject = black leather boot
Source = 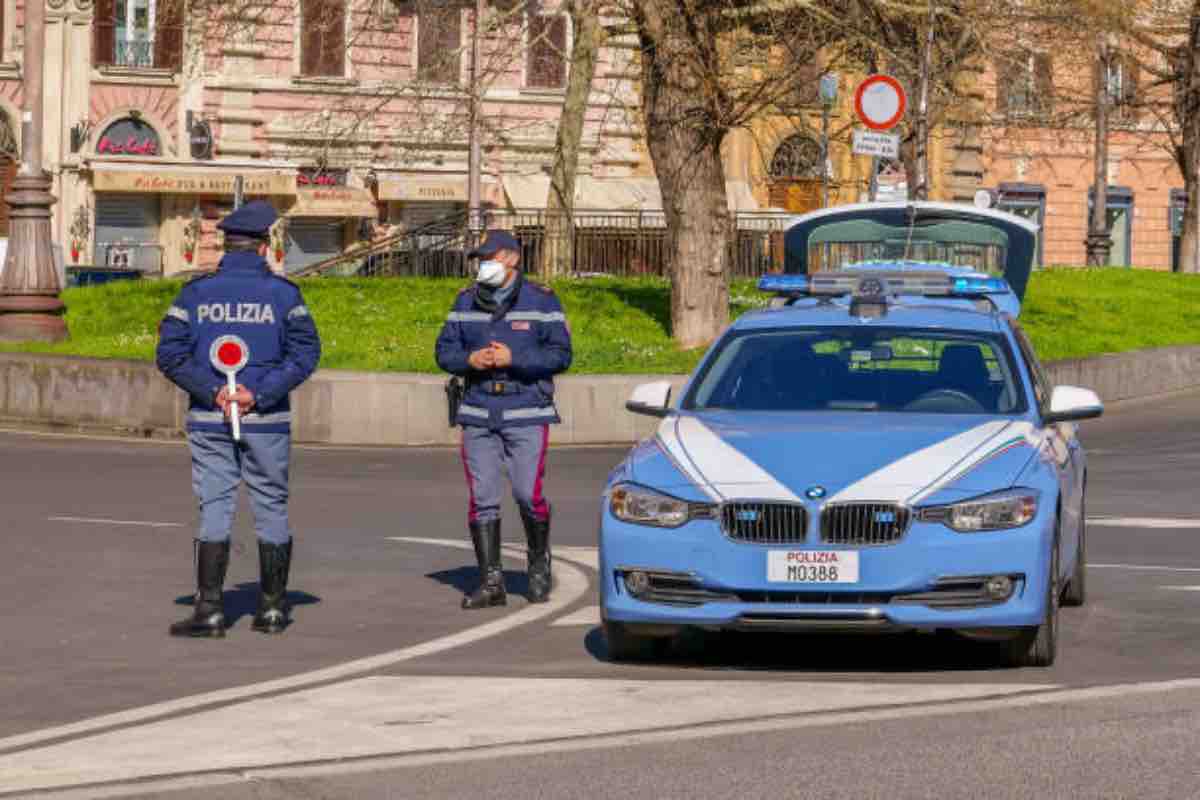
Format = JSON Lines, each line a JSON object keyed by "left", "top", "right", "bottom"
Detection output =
{"left": 169, "top": 540, "right": 229, "bottom": 638}
{"left": 463, "top": 520, "right": 506, "bottom": 609}
{"left": 252, "top": 539, "right": 293, "bottom": 634}
{"left": 521, "top": 510, "right": 552, "bottom": 603}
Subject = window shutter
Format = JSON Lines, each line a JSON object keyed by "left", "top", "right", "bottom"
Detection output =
{"left": 527, "top": 14, "right": 566, "bottom": 89}
{"left": 1124, "top": 55, "right": 1140, "bottom": 121}
{"left": 320, "top": 1, "right": 346, "bottom": 77}
{"left": 94, "top": 0, "right": 117, "bottom": 67}
{"left": 301, "top": 0, "right": 324, "bottom": 76}
{"left": 419, "top": 7, "right": 460, "bottom": 84}
{"left": 1034, "top": 53, "right": 1054, "bottom": 116}
{"left": 154, "top": 0, "right": 184, "bottom": 72}
{"left": 994, "top": 59, "right": 1010, "bottom": 114}
{"left": 0, "top": 157, "right": 15, "bottom": 237}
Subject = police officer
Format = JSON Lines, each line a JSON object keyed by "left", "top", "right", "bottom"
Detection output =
{"left": 435, "top": 231, "right": 572, "bottom": 609}
{"left": 156, "top": 201, "right": 321, "bottom": 638}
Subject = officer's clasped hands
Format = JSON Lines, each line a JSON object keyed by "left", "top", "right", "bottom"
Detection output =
{"left": 467, "top": 341, "right": 513, "bottom": 371}
{"left": 215, "top": 384, "right": 256, "bottom": 418}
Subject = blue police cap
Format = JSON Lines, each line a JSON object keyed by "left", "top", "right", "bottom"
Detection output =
{"left": 468, "top": 230, "right": 521, "bottom": 259}
{"left": 216, "top": 200, "right": 279, "bottom": 240}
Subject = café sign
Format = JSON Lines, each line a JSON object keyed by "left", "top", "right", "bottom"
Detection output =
{"left": 96, "top": 117, "right": 161, "bottom": 157}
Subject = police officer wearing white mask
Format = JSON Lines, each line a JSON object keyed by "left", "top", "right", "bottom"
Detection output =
{"left": 157, "top": 201, "right": 321, "bottom": 638}
{"left": 436, "top": 231, "right": 573, "bottom": 608}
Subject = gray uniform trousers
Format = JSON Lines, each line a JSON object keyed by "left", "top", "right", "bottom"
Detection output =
{"left": 189, "top": 430, "right": 292, "bottom": 545}
{"left": 460, "top": 424, "right": 550, "bottom": 525}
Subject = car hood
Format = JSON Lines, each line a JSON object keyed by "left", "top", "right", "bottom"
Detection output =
{"left": 636, "top": 411, "right": 1042, "bottom": 505}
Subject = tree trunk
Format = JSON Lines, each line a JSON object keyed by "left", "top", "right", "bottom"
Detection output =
{"left": 634, "top": 1, "right": 731, "bottom": 348}
{"left": 1178, "top": 7, "right": 1200, "bottom": 273}
{"left": 1086, "top": 35, "right": 1112, "bottom": 267}
{"left": 541, "top": 0, "right": 603, "bottom": 278}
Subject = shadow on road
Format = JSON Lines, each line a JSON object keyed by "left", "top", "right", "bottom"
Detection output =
{"left": 426, "top": 566, "right": 534, "bottom": 600}
{"left": 583, "top": 626, "right": 1027, "bottom": 674}
{"left": 174, "top": 584, "right": 322, "bottom": 628}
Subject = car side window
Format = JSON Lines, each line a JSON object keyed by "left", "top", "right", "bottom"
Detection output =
{"left": 1010, "top": 322, "right": 1050, "bottom": 414}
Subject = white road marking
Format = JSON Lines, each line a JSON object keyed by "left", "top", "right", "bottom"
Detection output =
{"left": 1161, "top": 586, "right": 1200, "bottom": 592}
{"left": 0, "top": 537, "right": 590, "bottom": 756}
{"left": 47, "top": 516, "right": 184, "bottom": 529}
{"left": 1088, "top": 563, "right": 1200, "bottom": 573}
{"left": 1088, "top": 517, "right": 1200, "bottom": 529}
{"left": 0, "top": 676, "right": 1054, "bottom": 794}
{"left": 551, "top": 605, "right": 601, "bottom": 627}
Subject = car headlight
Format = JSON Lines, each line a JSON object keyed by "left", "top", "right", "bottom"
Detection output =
{"left": 919, "top": 489, "right": 1039, "bottom": 532}
{"left": 609, "top": 483, "right": 701, "bottom": 528}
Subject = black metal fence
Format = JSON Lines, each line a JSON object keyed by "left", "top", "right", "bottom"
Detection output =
{"left": 296, "top": 209, "right": 797, "bottom": 279}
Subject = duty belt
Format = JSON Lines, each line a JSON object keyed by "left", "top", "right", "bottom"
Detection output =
{"left": 474, "top": 380, "right": 524, "bottom": 396}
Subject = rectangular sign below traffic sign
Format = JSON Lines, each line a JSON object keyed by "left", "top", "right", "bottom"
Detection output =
{"left": 852, "top": 130, "right": 900, "bottom": 159}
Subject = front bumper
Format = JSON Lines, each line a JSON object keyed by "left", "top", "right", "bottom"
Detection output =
{"left": 598, "top": 507, "right": 1055, "bottom": 634}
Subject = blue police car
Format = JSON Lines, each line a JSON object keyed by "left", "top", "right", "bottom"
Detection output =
{"left": 599, "top": 202, "right": 1102, "bottom": 667}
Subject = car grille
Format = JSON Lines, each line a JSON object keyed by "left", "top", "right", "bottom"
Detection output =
{"left": 820, "top": 503, "right": 910, "bottom": 545}
{"left": 720, "top": 501, "right": 808, "bottom": 544}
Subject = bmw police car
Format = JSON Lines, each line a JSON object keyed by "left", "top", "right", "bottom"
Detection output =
{"left": 599, "top": 202, "right": 1103, "bottom": 667}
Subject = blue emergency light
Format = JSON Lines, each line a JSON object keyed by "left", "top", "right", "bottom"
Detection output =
{"left": 758, "top": 269, "right": 1012, "bottom": 300}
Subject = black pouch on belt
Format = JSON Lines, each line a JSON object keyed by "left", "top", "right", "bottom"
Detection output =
{"left": 445, "top": 376, "right": 464, "bottom": 426}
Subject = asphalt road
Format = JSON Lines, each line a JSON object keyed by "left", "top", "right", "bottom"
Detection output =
{"left": 0, "top": 390, "right": 1198, "bottom": 798}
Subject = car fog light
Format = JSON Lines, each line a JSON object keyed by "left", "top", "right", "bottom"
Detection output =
{"left": 625, "top": 571, "right": 651, "bottom": 596}
{"left": 984, "top": 575, "right": 1013, "bottom": 600}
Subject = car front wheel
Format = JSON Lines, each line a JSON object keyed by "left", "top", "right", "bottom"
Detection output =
{"left": 1002, "top": 531, "right": 1060, "bottom": 668}
{"left": 603, "top": 621, "right": 665, "bottom": 663}
{"left": 1062, "top": 493, "right": 1087, "bottom": 607}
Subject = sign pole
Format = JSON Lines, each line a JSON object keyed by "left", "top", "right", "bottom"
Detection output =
{"left": 234, "top": 177, "right": 244, "bottom": 211}
{"left": 868, "top": 157, "right": 880, "bottom": 203}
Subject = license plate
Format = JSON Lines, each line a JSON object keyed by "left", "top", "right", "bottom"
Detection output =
{"left": 767, "top": 551, "right": 859, "bottom": 583}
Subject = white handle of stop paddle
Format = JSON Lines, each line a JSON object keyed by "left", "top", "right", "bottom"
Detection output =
{"left": 227, "top": 372, "right": 241, "bottom": 441}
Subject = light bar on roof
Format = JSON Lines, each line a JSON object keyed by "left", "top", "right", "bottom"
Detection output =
{"left": 758, "top": 270, "right": 1013, "bottom": 299}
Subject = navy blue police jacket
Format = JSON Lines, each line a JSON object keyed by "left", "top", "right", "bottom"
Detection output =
{"left": 435, "top": 274, "right": 572, "bottom": 430}
{"left": 155, "top": 251, "right": 321, "bottom": 435}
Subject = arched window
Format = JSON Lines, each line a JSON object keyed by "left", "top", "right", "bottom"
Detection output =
{"left": 769, "top": 135, "right": 822, "bottom": 180}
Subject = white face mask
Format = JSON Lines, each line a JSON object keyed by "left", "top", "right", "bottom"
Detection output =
{"left": 477, "top": 259, "right": 507, "bottom": 287}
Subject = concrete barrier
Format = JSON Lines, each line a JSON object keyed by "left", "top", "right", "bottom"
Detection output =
{"left": 0, "top": 346, "right": 1196, "bottom": 445}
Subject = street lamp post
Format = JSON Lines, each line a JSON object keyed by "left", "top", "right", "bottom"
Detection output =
{"left": 0, "top": 0, "right": 67, "bottom": 342}
{"left": 819, "top": 73, "right": 839, "bottom": 209}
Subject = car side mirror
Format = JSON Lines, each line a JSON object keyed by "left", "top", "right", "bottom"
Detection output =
{"left": 1044, "top": 385, "right": 1103, "bottom": 424}
{"left": 626, "top": 381, "right": 674, "bottom": 418}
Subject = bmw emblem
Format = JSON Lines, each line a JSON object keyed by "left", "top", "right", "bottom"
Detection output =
{"left": 805, "top": 486, "right": 827, "bottom": 500}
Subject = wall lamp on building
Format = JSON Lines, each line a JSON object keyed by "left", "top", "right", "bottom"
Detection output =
{"left": 70, "top": 119, "right": 92, "bottom": 154}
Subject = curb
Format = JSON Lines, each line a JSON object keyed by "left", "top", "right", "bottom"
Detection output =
{"left": 0, "top": 346, "right": 1197, "bottom": 446}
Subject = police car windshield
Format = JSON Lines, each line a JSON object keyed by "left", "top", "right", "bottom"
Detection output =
{"left": 686, "top": 327, "right": 1027, "bottom": 415}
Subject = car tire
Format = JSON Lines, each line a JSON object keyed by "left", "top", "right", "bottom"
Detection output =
{"left": 1062, "top": 493, "right": 1087, "bottom": 608}
{"left": 603, "top": 621, "right": 663, "bottom": 663}
{"left": 1002, "top": 529, "right": 1060, "bottom": 668}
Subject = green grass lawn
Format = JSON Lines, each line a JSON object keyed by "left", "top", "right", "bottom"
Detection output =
{"left": 3, "top": 268, "right": 1198, "bottom": 373}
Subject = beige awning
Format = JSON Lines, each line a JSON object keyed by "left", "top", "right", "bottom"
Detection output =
{"left": 377, "top": 176, "right": 468, "bottom": 203}
{"left": 501, "top": 175, "right": 759, "bottom": 212}
{"left": 288, "top": 187, "right": 378, "bottom": 218}
{"left": 91, "top": 166, "right": 295, "bottom": 196}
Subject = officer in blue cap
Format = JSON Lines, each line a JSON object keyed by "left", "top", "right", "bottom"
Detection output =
{"left": 157, "top": 200, "right": 321, "bottom": 638}
{"left": 436, "top": 230, "right": 572, "bottom": 609}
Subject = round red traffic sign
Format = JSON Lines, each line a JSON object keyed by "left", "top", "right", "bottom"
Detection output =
{"left": 854, "top": 75, "right": 907, "bottom": 131}
{"left": 217, "top": 342, "right": 244, "bottom": 368}
{"left": 209, "top": 335, "right": 250, "bottom": 374}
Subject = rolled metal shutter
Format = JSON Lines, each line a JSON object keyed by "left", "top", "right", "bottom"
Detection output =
{"left": 95, "top": 194, "right": 161, "bottom": 271}
{"left": 285, "top": 219, "right": 344, "bottom": 273}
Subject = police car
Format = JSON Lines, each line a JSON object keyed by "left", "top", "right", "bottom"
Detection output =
{"left": 599, "top": 202, "right": 1102, "bottom": 667}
